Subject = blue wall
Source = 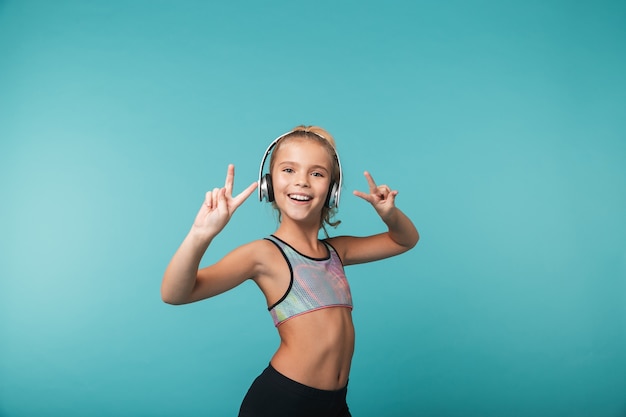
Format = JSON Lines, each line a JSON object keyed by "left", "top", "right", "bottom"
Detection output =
{"left": 1, "top": 1, "right": 625, "bottom": 416}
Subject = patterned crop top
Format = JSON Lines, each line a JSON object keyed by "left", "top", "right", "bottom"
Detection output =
{"left": 265, "top": 235, "right": 353, "bottom": 327}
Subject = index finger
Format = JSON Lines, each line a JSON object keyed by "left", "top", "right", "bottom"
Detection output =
{"left": 363, "top": 171, "right": 378, "bottom": 192}
{"left": 231, "top": 181, "right": 258, "bottom": 208}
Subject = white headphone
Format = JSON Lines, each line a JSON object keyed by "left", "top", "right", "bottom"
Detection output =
{"left": 258, "top": 130, "right": 343, "bottom": 209}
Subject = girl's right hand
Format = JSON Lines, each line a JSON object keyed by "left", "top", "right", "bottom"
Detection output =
{"left": 192, "top": 164, "right": 258, "bottom": 238}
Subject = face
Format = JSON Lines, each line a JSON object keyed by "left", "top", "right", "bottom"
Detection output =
{"left": 271, "top": 138, "right": 334, "bottom": 225}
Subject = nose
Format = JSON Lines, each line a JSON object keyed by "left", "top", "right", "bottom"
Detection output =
{"left": 294, "top": 172, "right": 310, "bottom": 187}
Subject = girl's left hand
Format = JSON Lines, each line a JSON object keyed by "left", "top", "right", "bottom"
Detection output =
{"left": 353, "top": 171, "right": 398, "bottom": 221}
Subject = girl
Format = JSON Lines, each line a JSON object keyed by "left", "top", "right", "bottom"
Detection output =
{"left": 161, "top": 126, "right": 419, "bottom": 416}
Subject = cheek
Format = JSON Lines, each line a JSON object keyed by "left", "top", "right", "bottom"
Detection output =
{"left": 272, "top": 172, "right": 288, "bottom": 188}
{"left": 319, "top": 179, "right": 331, "bottom": 192}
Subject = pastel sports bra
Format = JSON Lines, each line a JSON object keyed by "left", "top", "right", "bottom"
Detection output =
{"left": 265, "top": 235, "right": 353, "bottom": 327}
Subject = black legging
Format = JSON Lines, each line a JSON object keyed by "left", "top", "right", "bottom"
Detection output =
{"left": 239, "top": 364, "right": 352, "bottom": 417}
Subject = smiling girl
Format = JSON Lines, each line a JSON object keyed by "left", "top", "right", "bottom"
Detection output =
{"left": 161, "top": 125, "right": 419, "bottom": 416}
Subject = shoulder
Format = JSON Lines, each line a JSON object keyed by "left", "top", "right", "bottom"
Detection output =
{"left": 237, "top": 238, "right": 286, "bottom": 271}
{"left": 324, "top": 235, "right": 351, "bottom": 263}
{"left": 325, "top": 233, "right": 410, "bottom": 266}
{"left": 230, "top": 238, "right": 280, "bottom": 262}
{"left": 190, "top": 238, "right": 284, "bottom": 302}
{"left": 197, "top": 238, "right": 282, "bottom": 282}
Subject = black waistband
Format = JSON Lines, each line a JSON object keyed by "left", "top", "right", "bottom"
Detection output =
{"left": 264, "top": 363, "right": 348, "bottom": 401}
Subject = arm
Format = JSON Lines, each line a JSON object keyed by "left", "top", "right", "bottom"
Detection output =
{"left": 329, "top": 171, "right": 419, "bottom": 266}
{"left": 161, "top": 164, "right": 258, "bottom": 305}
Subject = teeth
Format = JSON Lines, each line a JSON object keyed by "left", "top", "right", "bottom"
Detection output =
{"left": 290, "top": 194, "right": 311, "bottom": 201}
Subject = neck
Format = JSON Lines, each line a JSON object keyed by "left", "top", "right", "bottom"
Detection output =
{"left": 274, "top": 219, "right": 324, "bottom": 252}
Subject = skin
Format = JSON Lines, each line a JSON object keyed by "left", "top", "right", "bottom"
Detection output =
{"left": 161, "top": 137, "right": 419, "bottom": 391}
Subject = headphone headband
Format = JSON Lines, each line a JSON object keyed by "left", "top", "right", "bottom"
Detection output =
{"left": 258, "top": 129, "right": 343, "bottom": 208}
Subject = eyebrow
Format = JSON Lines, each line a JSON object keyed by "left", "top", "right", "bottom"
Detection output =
{"left": 278, "top": 161, "right": 330, "bottom": 173}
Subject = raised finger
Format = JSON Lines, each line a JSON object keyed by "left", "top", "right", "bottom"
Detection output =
{"left": 224, "top": 164, "right": 235, "bottom": 196}
{"left": 353, "top": 189, "right": 374, "bottom": 203}
{"left": 363, "top": 171, "right": 378, "bottom": 192}
{"left": 232, "top": 181, "right": 259, "bottom": 208}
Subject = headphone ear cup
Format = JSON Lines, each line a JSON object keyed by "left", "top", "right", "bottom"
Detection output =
{"left": 326, "top": 182, "right": 339, "bottom": 208}
{"left": 262, "top": 173, "right": 274, "bottom": 203}
{"left": 259, "top": 175, "right": 267, "bottom": 202}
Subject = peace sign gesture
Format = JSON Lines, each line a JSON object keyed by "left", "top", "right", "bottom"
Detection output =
{"left": 193, "top": 164, "right": 258, "bottom": 237}
{"left": 353, "top": 171, "right": 399, "bottom": 221}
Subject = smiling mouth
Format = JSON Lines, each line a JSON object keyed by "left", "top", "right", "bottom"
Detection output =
{"left": 289, "top": 194, "right": 312, "bottom": 202}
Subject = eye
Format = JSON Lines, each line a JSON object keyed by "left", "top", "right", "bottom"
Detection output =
{"left": 282, "top": 168, "right": 294, "bottom": 173}
{"left": 311, "top": 172, "right": 324, "bottom": 178}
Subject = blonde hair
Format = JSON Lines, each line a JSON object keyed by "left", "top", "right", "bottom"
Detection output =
{"left": 269, "top": 125, "right": 341, "bottom": 235}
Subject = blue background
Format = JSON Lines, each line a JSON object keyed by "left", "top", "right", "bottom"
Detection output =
{"left": 1, "top": 1, "right": 625, "bottom": 416}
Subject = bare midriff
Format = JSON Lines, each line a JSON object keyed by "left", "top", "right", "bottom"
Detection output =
{"left": 270, "top": 306, "right": 355, "bottom": 391}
